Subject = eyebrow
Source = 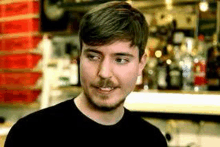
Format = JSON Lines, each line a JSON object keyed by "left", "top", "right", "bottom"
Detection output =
{"left": 84, "top": 48, "right": 102, "bottom": 54}
{"left": 84, "top": 48, "right": 134, "bottom": 57}
{"left": 114, "top": 53, "right": 134, "bottom": 58}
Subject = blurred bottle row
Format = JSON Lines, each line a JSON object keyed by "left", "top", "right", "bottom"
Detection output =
{"left": 136, "top": 20, "right": 220, "bottom": 92}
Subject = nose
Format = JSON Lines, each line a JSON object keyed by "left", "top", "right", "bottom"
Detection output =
{"left": 98, "top": 57, "right": 112, "bottom": 79}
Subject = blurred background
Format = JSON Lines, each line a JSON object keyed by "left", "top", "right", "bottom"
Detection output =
{"left": 0, "top": 0, "right": 220, "bottom": 146}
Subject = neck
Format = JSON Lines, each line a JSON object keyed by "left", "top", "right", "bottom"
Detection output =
{"left": 74, "top": 93, "right": 125, "bottom": 126}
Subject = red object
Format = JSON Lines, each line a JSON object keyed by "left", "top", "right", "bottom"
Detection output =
{"left": 194, "top": 76, "right": 206, "bottom": 86}
{"left": 2, "top": 1, "right": 39, "bottom": 17}
{"left": 0, "top": 75, "right": 3, "bottom": 87}
{"left": 2, "top": 18, "right": 39, "bottom": 34}
{"left": 0, "top": 22, "right": 2, "bottom": 34}
{"left": 194, "top": 60, "right": 207, "bottom": 86}
{"left": 0, "top": 3, "right": 2, "bottom": 18}
{"left": 198, "top": 34, "right": 205, "bottom": 41}
{"left": 148, "top": 49, "right": 156, "bottom": 58}
{"left": 0, "top": 3, "right": 2, "bottom": 17}
{"left": 0, "top": 35, "right": 42, "bottom": 51}
{"left": 0, "top": 57, "right": 4, "bottom": 69}
{"left": 0, "top": 89, "right": 41, "bottom": 103}
{"left": 0, "top": 53, "right": 42, "bottom": 69}
{"left": 0, "top": 90, "right": 4, "bottom": 102}
{"left": 0, "top": 72, "right": 42, "bottom": 86}
{"left": 0, "top": 37, "right": 2, "bottom": 51}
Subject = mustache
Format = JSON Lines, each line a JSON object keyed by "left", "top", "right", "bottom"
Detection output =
{"left": 92, "top": 79, "right": 118, "bottom": 88}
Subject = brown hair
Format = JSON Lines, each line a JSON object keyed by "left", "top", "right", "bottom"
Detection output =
{"left": 79, "top": 1, "right": 149, "bottom": 59}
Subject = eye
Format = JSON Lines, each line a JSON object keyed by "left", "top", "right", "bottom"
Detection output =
{"left": 87, "top": 54, "right": 101, "bottom": 61}
{"left": 115, "top": 58, "right": 129, "bottom": 64}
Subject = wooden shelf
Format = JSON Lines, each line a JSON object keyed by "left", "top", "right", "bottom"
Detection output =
{"left": 0, "top": 49, "right": 42, "bottom": 56}
{"left": 137, "top": 89, "right": 220, "bottom": 95}
{"left": 0, "top": 101, "right": 40, "bottom": 109}
{"left": 0, "top": 86, "right": 42, "bottom": 90}
{"left": 0, "top": 0, "right": 35, "bottom": 4}
{"left": 125, "top": 91, "right": 220, "bottom": 115}
{"left": 0, "top": 68, "right": 42, "bottom": 73}
{"left": 0, "top": 14, "right": 39, "bottom": 22}
{"left": 0, "top": 32, "right": 41, "bottom": 38}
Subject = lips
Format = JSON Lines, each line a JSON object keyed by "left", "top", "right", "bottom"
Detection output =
{"left": 93, "top": 86, "right": 117, "bottom": 94}
{"left": 91, "top": 79, "right": 119, "bottom": 94}
{"left": 99, "top": 87, "right": 114, "bottom": 91}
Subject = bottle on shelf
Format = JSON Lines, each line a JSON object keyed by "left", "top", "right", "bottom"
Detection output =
{"left": 217, "top": 55, "right": 220, "bottom": 90}
{"left": 159, "top": 44, "right": 183, "bottom": 90}
{"left": 206, "top": 45, "right": 220, "bottom": 91}
{"left": 157, "top": 59, "right": 169, "bottom": 90}
{"left": 180, "top": 37, "right": 194, "bottom": 91}
{"left": 157, "top": 45, "right": 169, "bottom": 90}
{"left": 58, "top": 54, "right": 71, "bottom": 87}
{"left": 193, "top": 35, "right": 207, "bottom": 91}
{"left": 167, "top": 59, "right": 183, "bottom": 90}
{"left": 143, "top": 57, "right": 158, "bottom": 90}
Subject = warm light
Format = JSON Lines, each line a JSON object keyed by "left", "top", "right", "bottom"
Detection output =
{"left": 179, "top": 61, "right": 184, "bottom": 67}
{"left": 199, "top": 1, "right": 209, "bottom": 12}
{"left": 180, "top": 44, "right": 187, "bottom": 52}
{"left": 167, "top": 44, "right": 173, "bottom": 52}
{"left": 194, "top": 86, "right": 199, "bottom": 92}
{"left": 185, "top": 37, "right": 194, "bottom": 53}
{"left": 194, "top": 58, "right": 199, "bottom": 64}
{"left": 126, "top": 0, "right": 132, "bottom": 5}
{"left": 167, "top": 15, "right": 173, "bottom": 22}
{"left": 166, "top": 4, "right": 173, "bottom": 10}
{"left": 155, "top": 50, "right": 162, "bottom": 58}
{"left": 213, "top": 33, "right": 218, "bottom": 45}
{"left": 166, "top": 59, "right": 172, "bottom": 65}
{"left": 144, "top": 85, "right": 149, "bottom": 90}
{"left": 166, "top": 0, "right": 173, "bottom": 10}
{"left": 165, "top": 0, "right": 172, "bottom": 4}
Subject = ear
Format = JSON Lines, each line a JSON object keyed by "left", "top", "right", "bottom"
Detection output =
{"left": 138, "top": 53, "right": 147, "bottom": 76}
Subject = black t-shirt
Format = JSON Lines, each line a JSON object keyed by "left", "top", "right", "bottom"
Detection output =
{"left": 5, "top": 98, "right": 167, "bottom": 147}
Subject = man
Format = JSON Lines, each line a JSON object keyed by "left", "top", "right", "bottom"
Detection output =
{"left": 5, "top": 1, "right": 167, "bottom": 147}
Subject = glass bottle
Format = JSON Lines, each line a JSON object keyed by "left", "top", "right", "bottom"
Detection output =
{"left": 206, "top": 45, "right": 220, "bottom": 91}
{"left": 180, "top": 38, "right": 194, "bottom": 91}
{"left": 167, "top": 59, "right": 183, "bottom": 90}
{"left": 193, "top": 36, "right": 207, "bottom": 91}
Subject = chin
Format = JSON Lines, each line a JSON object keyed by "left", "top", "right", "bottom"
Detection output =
{"left": 87, "top": 94, "right": 126, "bottom": 112}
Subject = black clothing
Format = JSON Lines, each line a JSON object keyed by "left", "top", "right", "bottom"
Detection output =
{"left": 5, "top": 98, "right": 167, "bottom": 147}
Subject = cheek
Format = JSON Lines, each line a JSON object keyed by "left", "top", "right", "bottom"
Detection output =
{"left": 114, "top": 64, "right": 139, "bottom": 87}
{"left": 80, "top": 59, "right": 96, "bottom": 85}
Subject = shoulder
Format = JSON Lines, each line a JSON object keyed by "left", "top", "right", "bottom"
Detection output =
{"left": 13, "top": 99, "right": 75, "bottom": 129}
{"left": 26, "top": 99, "right": 72, "bottom": 119}
{"left": 124, "top": 108, "right": 158, "bottom": 130}
{"left": 5, "top": 99, "right": 75, "bottom": 146}
{"left": 124, "top": 109, "right": 168, "bottom": 146}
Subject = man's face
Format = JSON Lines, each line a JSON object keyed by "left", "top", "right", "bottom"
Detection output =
{"left": 80, "top": 41, "right": 146, "bottom": 111}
